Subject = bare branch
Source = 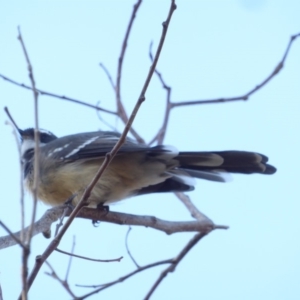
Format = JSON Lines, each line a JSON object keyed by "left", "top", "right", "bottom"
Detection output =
{"left": 4, "top": 108, "right": 26, "bottom": 242}
{"left": 125, "top": 227, "right": 140, "bottom": 268}
{"left": 64, "top": 236, "right": 75, "bottom": 282}
{"left": 17, "top": 28, "right": 39, "bottom": 242}
{"left": 144, "top": 232, "right": 207, "bottom": 299}
{"left": 55, "top": 247, "right": 123, "bottom": 263}
{"left": 99, "top": 63, "right": 116, "bottom": 91}
{"left": 95, "top": 101, "right": 118, "bottom": 131}
{"left": 99, "top": 0, "right": 146, "bottom": 144}
{"left": 148, "top": 41, "right": 172, "bottom": 145}
{"left": 115, "top": 0, "right": 142, "bottom": 126}
{"left": 77, "top": 207, "right": 228, "bottom": 233}
{"left": 45, "top": 261, "right": 77, "bottom": 298}
{"left": 18, "top": 27, "right": 40, "bottom": 300}
{"left": 76, "top": 259, "right": 173, "bottom": 299}
{"left": 0, "top": 206, "right": 67, "bottom": 249}
{"left": 175, "top": 192, "right": 213, "bottom": 223}
{"left": 171, "top": 33, "right": 300, "bottom": 108}
{"left": 0, "top": 206, "right": 228, "bottom": 250}
{"left": 76, "top": 232, "right": 209, "bottom": 299}
{"left": 0, "top": 74, "right": 117, "bottom": 115}
{"left": 0, "top": 220, "right": 25, "bottom": 249}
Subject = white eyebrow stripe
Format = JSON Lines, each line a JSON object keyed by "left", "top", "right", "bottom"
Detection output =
{"left": 64, "top": 136, "right": 99, "bottom": 158}
{"left": 21, "top": 140, "right": 46, "bottom": 157}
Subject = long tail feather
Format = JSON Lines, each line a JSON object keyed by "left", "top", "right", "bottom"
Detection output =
{"left": 177, "top": 151, "right": 276, "bottom": 175}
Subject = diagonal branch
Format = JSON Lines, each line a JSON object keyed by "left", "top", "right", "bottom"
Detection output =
{"left": 0, "top": 74, "right": 117, "bottom": 115}
{"left": 175, "top": 192, "right": 213, "bottom": 223}
{"left": 144, "top": 232, "right": 208, "bottom": 299}
{"left": 77, "top": 259, "right": 173, "bottom": 299}
{"left": 115, "top": 0, "right": 142, "bottom": 126}
{"left": 171, "top": 32, "right": 300, "bottom": 108}
{"left": 44, "top": 261, "right": 77, "bottom": 298}
{"left": 148, "top": 41, "right": 172, "bottom": 145}
{"left": 114, "top": 0, "right": 145, "bottom": 143}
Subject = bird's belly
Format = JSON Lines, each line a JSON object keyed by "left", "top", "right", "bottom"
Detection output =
{"left": 36, "top": 156, "right": 169, "bottom": 207}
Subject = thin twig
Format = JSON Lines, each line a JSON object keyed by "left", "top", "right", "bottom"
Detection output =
{"left": 99, "top": 63, "right": 116, "bottom": 91}
{"left": 95, "top": 100, "right": 118, "bottom": 131}
{"left": 175, "top": 192, "right": 213, "bottom": 223}
{"left": 98, "top": 0, "right": 145, "bottom": 143}
{"left": 0, "top": 74, "right": 117, "bottom": 115}
{"left": 0, "top": 220, "right": 25, "bottom": 249}
{"left": 115, "top": 0, "right": 142, "bottom": 129}
{"left": 76, "top": 259, "right": 173, "bottom": 299}
{"left": 96, "top": 1, "right": 146, "bottom": 143}
{"left": 55, "top": 247, "right": 123, "bottom": 263}
{"left": 18, "top": 26, "right": 40, "bottom": 300}
{"left": 45, "top": 261, "right": 77, "bottom": 298}
{"left": 64, "top": 236, "right": 76, "bottom": 282}
{"left": 148, "top": 41, "right": 172, "bottom": 145}
{"left": 171, "top": 33, "right": 300, "bottom": 108}
{"left": 125, "top": 227, "right": 140, "bottom": 268}
{"left": 144, "top": 232, "right": 207, "bottom": 299}
{"left": 4, "top": 107, "right": 26, "bottom": 242}
{"left": 17, "top": 28, "right": 39, "bottom": 243}
{"left": 54, "top": 205, "right": 71, "bottom": 237}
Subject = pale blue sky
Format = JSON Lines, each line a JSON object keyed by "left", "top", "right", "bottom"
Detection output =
{"left": 1, "top": 1, "right": 300, "bottom": 299}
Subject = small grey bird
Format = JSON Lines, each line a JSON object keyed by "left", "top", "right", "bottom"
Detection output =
{"left": 19, "top": 128, "right": 276, "bottom": 207}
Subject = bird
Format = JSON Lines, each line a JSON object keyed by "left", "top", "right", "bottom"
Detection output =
{"left": 18, "top": 127, "right": 276, "bottom": 207}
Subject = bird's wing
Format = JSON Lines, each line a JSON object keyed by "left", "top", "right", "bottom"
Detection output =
{"left": 43, "top": 131, "right": 149, "bottom": 161}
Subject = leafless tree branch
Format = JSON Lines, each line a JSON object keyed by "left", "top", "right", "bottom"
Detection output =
{"left": 44, "top": 261, "right": 77, "bottom": 298}
{"left": 148, "top": 41, "right": 172, "bottom": 145}
{"left": 171, "top": 33, "right": 300, "bottom": 108}
{"left": 125, "top": 226, "right": 140, "bottom": 268}
{"left": 0, "top": 74, "right": 117, "bottom": 115}
{"left": 64, "top": 235, "right": 75, "bottom": 282}
{"left": 76, "top": 258, "right": 174, "bottom": 299}
{"left": 17, "top": 27, "right": 41, "bottom": 300}
{"left": 175, "top": 192, "right": 213, "bottom": 223}
{"left": 0, "top": 220, "right": 25, "bottom": 249}
{"left": 99, "top": 62, "right": 116, "bottom": 91}
{"left": 114, "top": 0, "right": 144, "bottom": 144}
{"left": 144, "top": 231, "right": 207, "bottom": 299}
{"left": 55, "top": 247, "right": 123, "bottom": 263}
{"left": 146, "top": 32, "right": 300, "bottom": 148}
{"left": 3, "top": 108, "right": 26, "bottom": 243}
{"left": 0, "top": 206, "right": 228, "bottom": 250}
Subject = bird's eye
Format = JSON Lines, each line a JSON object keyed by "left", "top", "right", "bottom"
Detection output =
{"left": 23, "top": 149, "right": 34, "bottom": 160}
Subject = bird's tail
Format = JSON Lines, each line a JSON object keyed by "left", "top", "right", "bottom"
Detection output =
{"left": 175, "top": 151, "right": 276, "bottom": 182}
{"left": 136, "top": 150, "right": 276, "bottom": 196}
